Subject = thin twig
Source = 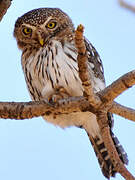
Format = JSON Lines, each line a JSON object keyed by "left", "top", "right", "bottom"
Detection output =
{"left": 110, "top": 102, "right": 135, "bottom": 122}
{"left": 0, "top": 0, "right": 12, "bottom": 21}
{"left": 0, "top": 97, "right": 87, "bottom": 119}
{"left": 118, "top": 0, "right": 135, "bottom": 13}
{"left": 99, "top": 70, "right": 135, "bottom": 103}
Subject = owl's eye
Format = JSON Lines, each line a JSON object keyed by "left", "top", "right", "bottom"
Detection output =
{"left": 47, "top": 22, "right": 57, "bottom": 29}
{"left": 22, "top": 27, "right": 32, "bottom": 35}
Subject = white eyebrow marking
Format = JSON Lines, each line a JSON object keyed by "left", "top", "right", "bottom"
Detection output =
{"left": 40, "top": 16, "right": 53, "bottom": 28}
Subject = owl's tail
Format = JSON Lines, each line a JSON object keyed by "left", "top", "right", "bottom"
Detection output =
{"left": 87, "top": 131, "right": 128, "bottom": 179}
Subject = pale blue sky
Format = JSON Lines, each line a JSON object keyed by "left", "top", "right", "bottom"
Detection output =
{"left": 0, "top": 0, "right": 135, "bottom": 180}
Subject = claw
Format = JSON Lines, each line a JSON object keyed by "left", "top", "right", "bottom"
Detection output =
{"left": 48, "top": 87, "right": 70, "bottom": 104}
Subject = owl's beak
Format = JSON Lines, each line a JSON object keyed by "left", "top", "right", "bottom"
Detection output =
{"left": 37, "top": 30, "right": 45, "bottom": 47}
{"left": 39, "top": 38, "right": 44, "bottom": 46}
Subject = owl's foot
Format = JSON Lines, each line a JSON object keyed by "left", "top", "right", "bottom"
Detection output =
{"left": 48, "top": 86, "right": 70, "bottom": 104}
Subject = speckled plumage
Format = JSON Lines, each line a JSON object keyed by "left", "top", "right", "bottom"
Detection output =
{"left": 14, "top": 8, "right": 128, "bottom": 179}
{"left": 15, "top": 8, "right": 74, "bottom": 27}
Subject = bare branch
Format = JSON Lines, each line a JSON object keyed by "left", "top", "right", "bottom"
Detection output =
{"left": 118, "top": 0, "right": 135, "bottom": 13}
{"left": 0, "top": 100, "right": 54, "bottom": 119}
{"left": 0, "top": 97, "right": 92, "bottom": 120}
{"left": 0, "top": 0, "right": 12, "bottom": 21}
{"left": 0, "top": 96, "right": 135, "bottom": 126}
{"left": 99, "top": 70, "right": 135, "bottom": 103}
{"left": 110, "top": 102, "right": 135, "bottom": 122}
{"left": 75, "top": 24, "right": 100, "bottom": 106}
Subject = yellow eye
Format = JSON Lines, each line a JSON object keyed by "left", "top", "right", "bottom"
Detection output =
{"left": 47, "top": 22, "right": 57, "bottom": 29}
{"left": 22, "top": 27, "right": 32, "bottom": 35}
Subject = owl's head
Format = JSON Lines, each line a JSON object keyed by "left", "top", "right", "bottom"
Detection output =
{"left": 14, "top": 8, "right": 75, "bottom": 50}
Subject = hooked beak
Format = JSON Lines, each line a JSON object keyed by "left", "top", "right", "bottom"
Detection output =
{"left": 37, "top": 30, "right": 45, "bottom": 47}
{"left": 39, "top": 38, "right": 44, "bottom": 46}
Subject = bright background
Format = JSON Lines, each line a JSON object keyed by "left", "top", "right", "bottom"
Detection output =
{"left": 0, "top": 0, "right": 135, "bottom": 180}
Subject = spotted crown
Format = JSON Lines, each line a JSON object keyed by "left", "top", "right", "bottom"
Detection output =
{"left": 14, "top": 8, "right": 74, "bottom": 28}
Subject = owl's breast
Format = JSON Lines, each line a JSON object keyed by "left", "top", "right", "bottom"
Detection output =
{"left": 22, "top": 40, "right": 83, "bottom": 100}
{"left": 21, "top": 40, "right": 105, "bottom": 136}
{"left": 42, "top": 40, "right": 84, "bottom": 98}
{"left": 22, "top": 39, "right": 105, "bottom": 101}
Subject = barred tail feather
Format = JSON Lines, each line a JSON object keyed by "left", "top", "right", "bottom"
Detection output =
{"left": 89, "top": 135, "right": 115, "bottom": 178}
{"left": 88, "top": 132, "right": 128, "bottom": 179}
{"left": 111, "top": 131, "right": 128, "bottom": 165}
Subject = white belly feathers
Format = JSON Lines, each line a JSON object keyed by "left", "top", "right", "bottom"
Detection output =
{"left": 22, "top": 40, "right": 105, "bottom": 138}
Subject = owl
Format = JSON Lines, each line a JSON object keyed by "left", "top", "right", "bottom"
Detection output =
{"left": 14, "top": 8, "right": 128, "bottom": 179}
